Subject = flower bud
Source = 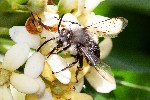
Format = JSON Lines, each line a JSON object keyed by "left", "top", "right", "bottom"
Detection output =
{"left": 27, "top": 0, "right": 47, "bottom": 13}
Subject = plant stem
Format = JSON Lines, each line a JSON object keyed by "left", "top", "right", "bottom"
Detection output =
{"left": 116, "top": 79, "right": 150, "bottom": 92}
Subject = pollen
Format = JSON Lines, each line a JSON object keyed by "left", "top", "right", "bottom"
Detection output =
{"left": 25, "top": 17, "right": 43, "bottom": 34}
{"left": 0, "top": 68, "right": 11, "bottom": 86}
{"left": 50, "top": 80, "right": 74, "bottom": 95}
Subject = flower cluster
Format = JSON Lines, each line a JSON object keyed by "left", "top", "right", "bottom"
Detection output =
{"left": 0, "top": 0, "right": 127, "bottom": 100}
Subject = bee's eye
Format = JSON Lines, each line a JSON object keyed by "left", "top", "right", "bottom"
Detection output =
{"left": 61, "top": 28, "right": 68, "bottom": 35}
{"left": 61, "top": 28, "right": 66, "bottom": 32}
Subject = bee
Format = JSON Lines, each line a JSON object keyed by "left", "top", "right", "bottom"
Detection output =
{"left": 34, "top": 13, "right": 127, "bottom": 83}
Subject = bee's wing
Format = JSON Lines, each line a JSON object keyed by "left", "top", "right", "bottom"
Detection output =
{"left": 80, "top": 47, "right": 115, "bottom": 83}
{"left": 95, "top": 62, "right": 115, "bottom": 83}
{"left": 80, "top": 47, "right": 100, "bottom": 65}
{"left": 85, "top": 15, "right": 128, "bottom": 38}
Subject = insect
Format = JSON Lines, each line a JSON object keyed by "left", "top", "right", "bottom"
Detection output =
{"left": 33, "top": 13, "right": 127, "bottom": 83}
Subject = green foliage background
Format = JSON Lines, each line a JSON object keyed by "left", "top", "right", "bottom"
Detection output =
{"left": 93, "top": 0, "right": 150, "bottom": 100}
{"left": 0, "top": 0, "right": 150, "bottom": 100}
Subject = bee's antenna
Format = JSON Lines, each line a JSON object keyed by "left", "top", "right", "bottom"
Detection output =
{"left": 36, "top": 37, "right": 58, "bottom": 52}
{"left": 58, "top": 14, "right": 64, "bottom": 34}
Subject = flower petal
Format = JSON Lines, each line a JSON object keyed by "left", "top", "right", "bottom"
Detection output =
{"left": 2, "top": 43, "right": 30, "bottom": 71}
{"left": 41, "top": 62, "right": 56, "bottom": 82}
{"left": 71, "top": 92, "right": 93, "bottom": 100}
{"left": 3, "top": 87, "right": 13, "bottom": 100}
{"left": 40, "top": 29, "right": 58, "bottom": 56}
{"left": 41, "top": 29, "right": 58, "bottom": 41}
{"left": 70, "top": 57, "right": 91, "bottom": 82}
{"left": 58, "top": 0, "right": 104, "bottom": 17}
{"left": 71, "top": 0, "right": 85, "bottom": 17}
{"left": 99, "top": 38, "right": 112, "bottom": 59}
{"left": 9, "top": 26, "right": 40, "bottom": 49}
{"left": 24, "top": 52, "right": 45, "bottom": 78}
{"left": 38, "top": 90, "right": 54, "bottom": 100}
{"left": 61, "top": 13, "right": 81, "bottom": 30}
{"left": 25, "top": 90, "right": 54, "bottom": 100}
{"left": 40, "top": 38, "right": 58, "bottom": 56}
{"left": 62, "top": 13, "right": 79, "bottom": 22}
{"left": 58, "top": 0, "right": 78, "bottom": 16}
{"left": 10, "top": 85, "right": 26, "bottom": 100}
{"left": 25, "top": 94, "right": 37, "bottom": 100}
{"left": 0, "top": 54, "right": 4, "bottom": 62}
{"left": 74, "top": 78, "right": 84, "bottom": 92}
{"left": 47, "top": 54, "right": 71, "bottom": 84}
{"left": 46, "top": 5, "right": 58, "bottom": 14}
{"left": 86, "top": 15, "right": 128, "bottom": 37}
{"left": 85, "top": 67, "right": 116, "bottom": 93}
{"left": 35, "top": 77, "right": 46, "bottom": 96}
{"left": 10, "top": 73, "right": 39, "bottom": 94}
{"left": 0, "top": 85, "right": 13, "bottom": 100}
{"left": 41, "top": 12, "right": 59, "bottom": 26}
{"left": 83, "top": 0, "right": 104, "bottom": 14}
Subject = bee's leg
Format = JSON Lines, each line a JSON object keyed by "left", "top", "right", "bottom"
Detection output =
{"left": 46, "top": 45, "right": 60, "bottom": 58}
{"left": 54, "top": 54, "right": 79, "bottom": 73}
{"left": 56, "top": 43, "right": 71, "bottom": 54}
{"left": 37, "top": 37, "right": 57, "bottom": 52}
{"left": 37, "top": 37, "right": 64, "bottom": 58}
{"left": 78, "top": 55, "right": 83, "bottom": 71}
{"left": 75, "top": 55, "right": 83, "bottom": 83}
{"left": 47, "top": 41, "right": 71, "bottom": 58}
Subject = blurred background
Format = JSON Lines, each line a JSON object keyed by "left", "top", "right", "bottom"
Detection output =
{"left": 0, "top": 0, "right": 150, "bottom": 100}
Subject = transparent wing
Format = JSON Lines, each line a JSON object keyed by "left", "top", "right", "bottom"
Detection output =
{"left": 94, "top": 62, "right": 115, "bottom": 83}
{"left": 80, "top": 47, "right": 115, "bottom": 83}
{"left": 86, "top": 15, "right": 128, "bottom": 38}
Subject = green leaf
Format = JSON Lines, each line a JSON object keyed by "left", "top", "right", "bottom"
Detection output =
{"left": 13, "top": 0, "right": 28, "bottom": 4}
{"left": 105, "top": 51, "right": 150, "bottom": 73}
{"left": 0, "top": 38, "right": 15, "bottom": 54}
{"left": 94, "top": 0, "right": 150, "bottom": 16}
{"left": 0, "top": 27, "right": 9, "bottom": 38}
{"left": 107, "top": 0, "right": 150, "bottom": 15}
{"left": 0, "top": 0, "right": 28, "bottom": 12}
{"left": 114, "top": 70, "right": 150, "bottom": 100}
{"left": 0, "top": 12, "right": 30, "bottom": 28}
{"left": 83, "top": 69, "right": 150, "bottom": 100}
{"left": 92, "top": 1, "right": 150, "bottom": 99}
{"left": 0, "top": 0, "right": 12, "bottom": 11}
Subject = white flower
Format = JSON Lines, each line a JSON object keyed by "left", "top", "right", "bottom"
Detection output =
{"left": 25, "top": 78, "right": 87, "bottom": 100}
{"left": 0, "top": 54, "right": 4, "bottom": 62}
{"left": 8, "top": 24, "right": 83, "bottom": 100}
{"left": 24, "top": 52, "right": 45, "bottom": 78}
{"left": 58, "top": 0, "right": 104, "bottom": 17}
{"left": 9, "top": 26, "right": 40, "bottom": 49}
{"left": 85, "top": 67, "right": 116, "bottom": 93}
{"left": 0, "top": 29, "right": 46, "bottom": 99}
{"left": 0, "top": 43, "right": 41, "bottom": 100}
{"left": 47, "top": 54, "right": 71, "bottom": 84}
{"left": 2, "top": 43, "right": 30, "bottom": 71}
{"left": 0, "top": 84, "right": 13, "bottom": 100}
